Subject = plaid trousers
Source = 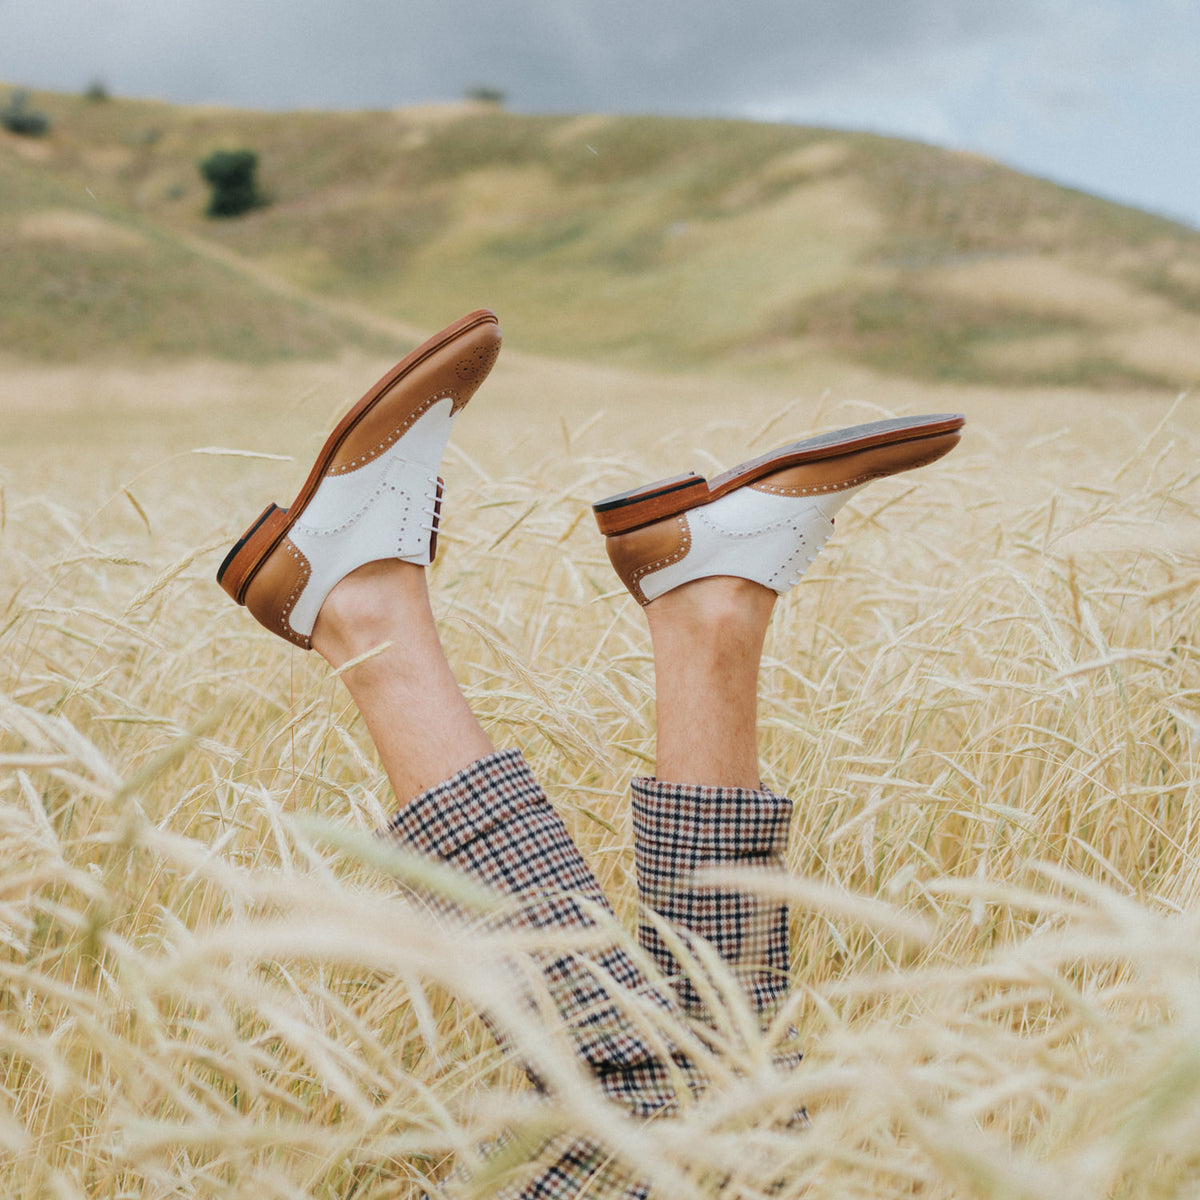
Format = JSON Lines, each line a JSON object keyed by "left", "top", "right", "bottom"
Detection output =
{"left": 384, "top": 748, "right": 797, "bottom": 1198}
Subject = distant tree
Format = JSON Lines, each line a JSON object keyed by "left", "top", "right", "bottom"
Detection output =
{"left": 463, "top": 85, "right": 506, "bottom": 106}
{"left": 0, "top": 89, "right": 51, "bottom": 137}
{"left": 84, "top": 79, "right": 111, "bottom": 103}
{"left": 198, "top": 149, "right": 264, "bottom": 218}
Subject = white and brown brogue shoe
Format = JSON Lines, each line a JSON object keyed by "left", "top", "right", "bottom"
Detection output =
{"left": 593, "top": 414, "right": 965, "bottom": 605}
{"left": 217, "top": 310, "right": 501, "bottom": 647}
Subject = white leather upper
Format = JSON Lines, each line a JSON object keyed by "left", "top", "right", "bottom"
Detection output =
{"left": 637, "top": 484, "right": 863, "bottom": 603}
{"left": 286, "top": 397, "right": 455, "bottom": 637}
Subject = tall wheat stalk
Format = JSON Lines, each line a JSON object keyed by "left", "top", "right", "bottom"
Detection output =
{"left": 1, "top": 397, "right": 1197, "bottom": 1198}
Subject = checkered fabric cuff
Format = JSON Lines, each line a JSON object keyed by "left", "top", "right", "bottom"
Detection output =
{"left": 384, "top": 748, "right": 609, "bottom": 902}
{"left": 631, "top": 777, "right": 793, "bottom": 1027}
{"left": 630, "top": 777, "right": 792, "bottom": 866}
{"left": 383, "top": 749, "right": 695, "bottom": 1115}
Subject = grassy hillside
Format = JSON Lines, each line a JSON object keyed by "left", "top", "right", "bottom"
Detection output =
{"left": 0, "top": 114, "right": 406, "bottom": 363}
{"left": 4, "top": 86, "right": 1200, "bottom": 386}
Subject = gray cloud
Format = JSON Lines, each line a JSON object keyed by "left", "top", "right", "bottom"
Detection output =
{"left": 1, "top": 0, "right": 1042, "bottom": 113}
{"left": 2, "top": 0, "right": 1199, "bottom": 227}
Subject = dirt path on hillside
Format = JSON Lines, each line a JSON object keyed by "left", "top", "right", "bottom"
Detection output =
{"left": 168, "top": 229, "right": 433, "bottom": 347}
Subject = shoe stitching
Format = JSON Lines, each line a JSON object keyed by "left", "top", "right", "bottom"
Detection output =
{"left": 231, "top": 323, "right": 500, "bottom": 648}
{"left": 393, "top": 476, "right": 442, "bottom": 558}
{"left": 627, "top": 503, "right": 835, "bottom": 600}
{"left": 769, "top": 522, "right": 834, "bottom": 590}
{"left": 628, "top": 516, "right": 691, "bottom": 605}
{"left": 297, "top": 466, "right": 439, "bottom": 539}
{"left": 278, "top": 541, "right": 313, "bottom": 648}
{"left": 693, "top": 507, "right": 802, "bottom": 539}
{"left": 279, "top": 473, "right": 441, "bottom": 643}
{"left": 328, "top": 390, "right": 459, "bottom": 475}
{"left": 616, "top": 438, "right": 954, "bottom": 603}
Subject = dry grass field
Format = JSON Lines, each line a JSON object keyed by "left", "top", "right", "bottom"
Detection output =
{"left": 2, "top": 339, "right": 1198, "bottom": 1198}
{"left": 3, "top": 90, "right": 1200, "bottom": 1200}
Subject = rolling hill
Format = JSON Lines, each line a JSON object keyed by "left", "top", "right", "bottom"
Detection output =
{"left": 4, "top": 85, "right": 1200, "bottom": 390}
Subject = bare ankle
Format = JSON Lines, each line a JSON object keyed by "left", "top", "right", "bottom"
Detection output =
{"left": 311, "top": 560, "right": 428, "bottom": 665}
{"left": 644, "top": 576, "right": 776, "bottom": 640}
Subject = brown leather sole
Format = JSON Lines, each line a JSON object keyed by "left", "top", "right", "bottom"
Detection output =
{"left": 217, "top": 309, "right": 499, "bottom": 605}
{"left": 592, "top": 414, "right": 966, "bottom": 536}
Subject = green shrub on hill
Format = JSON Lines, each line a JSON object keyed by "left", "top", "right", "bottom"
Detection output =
{"left": 463, "top": 85, "right": 506, "bottom": 105}
{"left": 1, "top": 89, "right": 51, "bottom": 137}
{"left": 199, "top": 148, "right": 263, "bottom": 218}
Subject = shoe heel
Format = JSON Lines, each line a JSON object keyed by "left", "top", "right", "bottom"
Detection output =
{"left": 217, "top": 503, "right": 289, "bottom": 603}
{"left": 592, "top": 473, "right": 709, "bottom": 536}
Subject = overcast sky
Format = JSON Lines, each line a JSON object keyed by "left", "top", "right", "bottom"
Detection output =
{"left": 3, "top": 0, "right": 1199, "bottom": 230}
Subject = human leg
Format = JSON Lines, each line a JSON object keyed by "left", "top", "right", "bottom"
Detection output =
{"left": 311, "top": 559, "right": 495, "bottom": 801}
{"left": 634, "top": 578, "right": 796, "bottom": 1033}
{"left": 217, "top": 312, "right": 696, "bottom": 1123}
{"left": 594, "top": 415, "right": 965, "bottom": 1029}
{"left": 312, "top": 560, "right": 691, "bottom": 1114}
{"left": 641, "top": 576, "right": 775, "bottom": 790}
